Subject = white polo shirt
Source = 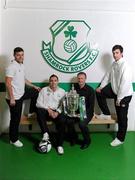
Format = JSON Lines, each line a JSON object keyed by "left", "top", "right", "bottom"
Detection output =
{"left": 36, "top": 86, "right": 66, "bottom": 113}
{"left": 5, "top": 60, "right": 25, "bottom": 100}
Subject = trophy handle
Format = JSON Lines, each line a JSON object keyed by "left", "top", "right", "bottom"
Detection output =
{"left": 63, "top": 95, "right": 67, "bottom": 115}
{"left": 79, "top": 96, "right": 87, "bottom": 121}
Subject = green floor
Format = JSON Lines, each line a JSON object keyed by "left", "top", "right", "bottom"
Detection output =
{"left": 0, "top": 132, "right": 135, "bottom": 180}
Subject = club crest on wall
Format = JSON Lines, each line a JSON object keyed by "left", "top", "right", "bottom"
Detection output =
{"left": 41, "top": 20, "right": 99, "bottom": 73}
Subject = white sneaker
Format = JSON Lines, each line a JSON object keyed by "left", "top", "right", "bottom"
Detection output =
{"left": 95, "top": 114, "right": 111, "bottom": 120}
{"left": 110, "top": 138, "right": 124, "bottom": 147}
{"left": 42, "top": 132, "right": 49, "bottom": 141}
{"left": 57, "top": 146, "right": 64, "bottom": 155}
{"left": 27, "top": 112, "right": 36, "bottom": 118}
{"left": 10, "top": 140, "right": 23, "bottom": 147}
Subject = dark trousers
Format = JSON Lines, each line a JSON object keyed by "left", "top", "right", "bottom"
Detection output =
{"left": 67, "top": 113, "right": 93, "bottom": 144}
{"left": 6, "top": 87, "right": 39, "bottom": 142}
{"left": 96, "top": 84, "right": 132, "bottom": 141}
{"left": 37, "top": 108, "right": 66, "bottom": 146}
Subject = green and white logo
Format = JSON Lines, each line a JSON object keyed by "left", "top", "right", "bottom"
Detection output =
{"left": 41, "top": 20, "right": 99, "bottom": 73}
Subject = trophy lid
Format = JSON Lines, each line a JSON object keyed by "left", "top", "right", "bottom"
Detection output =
{"left": 68, "top": 84, "right": 79, "bottom": 97}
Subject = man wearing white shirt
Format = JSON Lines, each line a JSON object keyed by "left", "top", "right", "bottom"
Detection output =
{"left": 36, "top": 74, "right": 66, "bottom": 155}
{"left": 5, "top": 47, "right": 40, "bottom": 147}
{"left": 96, "top": 45, "right": 133, "bottom": 147}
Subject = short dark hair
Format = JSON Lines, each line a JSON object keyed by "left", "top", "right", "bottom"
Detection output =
{"left": 49, "top": 74, "right": 59, "bottom": 81}
{"left": 77, "top": 72, "right": 87, "bottom": 78}
{"left": 112, "top": 45, "right": 123, "bottom": 53}
{"left": 14, "top": 47, "right": 24, "bottom": 55}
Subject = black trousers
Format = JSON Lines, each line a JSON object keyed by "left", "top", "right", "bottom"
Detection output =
{"left": 37, "top": 108, "right": 66, "bottom": 146}
{"left": 6, "top": 87, "right": 39, "bottom": 142}
{"left": 96, "top": 84, "right": 132, "bottom": 141}
{"left": 67, "top": 113, "right": 93, "bottom": 144}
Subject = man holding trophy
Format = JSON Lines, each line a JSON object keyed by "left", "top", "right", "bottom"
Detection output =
{"left": 65, "top": 72, "right": 95, "bottom": 150}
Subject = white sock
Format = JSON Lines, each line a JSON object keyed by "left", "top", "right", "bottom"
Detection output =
{"left": 42, "top": 132, "right": 49, "bottom": 141}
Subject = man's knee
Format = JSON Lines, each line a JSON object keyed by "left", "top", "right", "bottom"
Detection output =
{"left": 29, "top": 88, "right": 39, "bottom": 98}
{"left": 58, "top": 113, "right": 67, "bottom": 123}
{"left": 33, "top": 89, "right": 39, "bottom": 98}
{"left": 37, "top": 108, "right": 47, "bottom": 113}
{"left": 66, "top": 117, "right": 75, "bottom": 125}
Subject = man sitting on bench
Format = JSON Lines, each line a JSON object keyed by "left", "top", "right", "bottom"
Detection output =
{"left": 67, "top": 72, "right": 95, "bottom": 150}
{"left": 36, "top": 74, "right": 66, "bottom": 155}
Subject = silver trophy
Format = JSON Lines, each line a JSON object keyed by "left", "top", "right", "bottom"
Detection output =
{"left": 63, "top": 84, "right": 87, "bottom": 120}
{"left": 63, "top": 84, "right": 79, "bottom": 117}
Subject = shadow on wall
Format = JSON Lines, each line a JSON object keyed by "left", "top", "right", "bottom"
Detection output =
{"left": 94, "top": 97, "right": 116, "bottom": 115}
{"left": 0, "top": 55, "right": 9, "bottom": 82}
{"left": 70, "top": 76, "right": 77, "bottom": 83}
{"left": 0, "top": 93, "right": 10, "bottom": 134}
{"left": 0, "top": 55, "right": 10, "bottom": 134}
{"left": 100, "top": 53, "right": 113, "bottom": 72}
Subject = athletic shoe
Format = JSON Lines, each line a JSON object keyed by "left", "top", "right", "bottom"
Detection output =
{"left": 95, "top": 113, "right": 111, "bottom": 120}
{"left": 42, "top": 132, "right": 49, "bottom": 141}
{"left": 27, "top": 112, "right": 36, "bottom": 118}
{"left": 110, "top": 138, "right": 124, "bottom": 147}
{"left": 10, "top": 140, "right": 23, "bottom": 147}
{"left": 57, "top": 146, "right": 64, "bottom": 155}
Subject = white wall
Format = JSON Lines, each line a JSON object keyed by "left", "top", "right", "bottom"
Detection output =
{"left": 0, "top": 0, "right": 135, "bottom": 132}
{"left": 0, "top": 0, "right": 2, "bottom": 134}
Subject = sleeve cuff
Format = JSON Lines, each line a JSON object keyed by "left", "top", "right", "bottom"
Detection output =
{"left": 56, "top": 109, "right": 61, "bottom": 114}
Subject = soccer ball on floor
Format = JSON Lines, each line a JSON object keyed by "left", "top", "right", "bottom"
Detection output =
{"left": 37, "top": 140, "right": 52, "bottom": 153}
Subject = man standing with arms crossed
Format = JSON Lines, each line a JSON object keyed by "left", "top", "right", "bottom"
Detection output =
{"left": 96, "top": 45, "right": 133, "bottom": 146}
{"left": 5, "top": 47, "right": 40, "bottom": 147}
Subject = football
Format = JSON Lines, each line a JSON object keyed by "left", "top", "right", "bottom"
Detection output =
{"left": 37, "top": 140, "right": 52, "bottom": 153}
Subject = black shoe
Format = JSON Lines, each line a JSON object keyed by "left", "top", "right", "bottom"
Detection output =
{"left": 80, "top": 138, "right": 91, "bottom": 150}
{"left": 80, "top": 142, "right": 90, "bottom": 150}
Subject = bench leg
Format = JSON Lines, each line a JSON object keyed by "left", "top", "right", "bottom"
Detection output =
{"left": 28, "top": 124, "right": 32, "bottom": 130}
{"left": 107, "top": 124, "right": 110, "bottom": 129}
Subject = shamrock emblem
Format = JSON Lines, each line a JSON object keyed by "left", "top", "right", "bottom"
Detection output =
{"left": 64, "top": 26, "right": 77, "bottom": 53}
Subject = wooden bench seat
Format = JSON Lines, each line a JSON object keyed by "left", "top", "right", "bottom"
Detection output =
{"left": 90, "top": 114, "right": 117, "bottom": 125}
{"left": 20, "top": 115, "right": 52, "bottom": 125}
{"left": 20, "top": 115, "right": 52, "bottom": 130}
{"left": 20, "top": 114, "right": 117, "bottom": 130}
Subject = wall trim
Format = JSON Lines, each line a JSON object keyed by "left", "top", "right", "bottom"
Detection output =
{"left": 1, "top": 82, "right": 135, "bottom": 92}
{"left": 3, "top": 0, "right": 135, "bottom": 12}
